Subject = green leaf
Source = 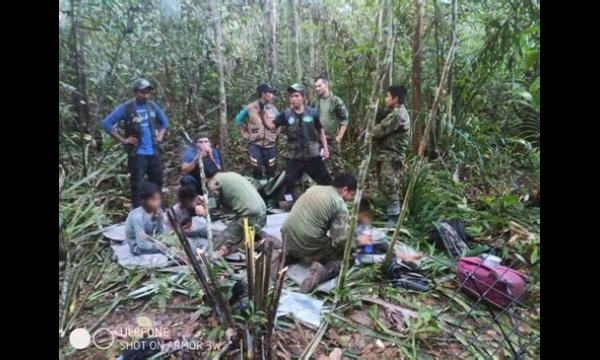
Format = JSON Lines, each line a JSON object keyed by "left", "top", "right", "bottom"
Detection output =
{"left": 530, "top": 246, "right": 540, "bottom": 264}
{"left": 501, "top": 195, "right": 520, "bottom": 208}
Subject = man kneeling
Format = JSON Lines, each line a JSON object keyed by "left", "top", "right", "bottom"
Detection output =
{"left": 281, "top": 173, "right": 357, "bottom": 293}
{"left": 203, "top": 159, "right": 277, "bottom": 257}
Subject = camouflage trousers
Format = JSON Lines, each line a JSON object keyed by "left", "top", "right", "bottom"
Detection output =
{"left": 214, "top": 212, "right": 267, "bottom": 253}
{"left": 326, "top": 138, "right": 345, "bottom": 177}
{"left": 284, "top": 233, "right": 344, "bottom": 264}
{"left": 375, "top": 158, "right": 403, "bottom": 216}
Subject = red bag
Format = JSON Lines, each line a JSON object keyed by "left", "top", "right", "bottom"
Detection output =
{"left": 457, "top": 257, "right": 526, "bottom": 309}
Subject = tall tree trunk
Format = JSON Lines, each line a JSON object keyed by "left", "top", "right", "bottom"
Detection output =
{"left": 208, "top": 0, "right": 228, "bottom": 165}
{"left": 312, "top": 3, "right": 321, "bottom": 75}
{"left": 446, "top": 0, "right": 457, "bottom": 141}
{"left": 307, "top": 1, "right": 316, "bottom": 77}
{"left": 287, "top": 0, "right": 302, "bottom": 81}
{"left": 430, "top": 0, "right": 442, "bottom": 158}
{"left": 263, "top": 0, "right": 277, "bottom": 83}
{"left": 385, "top": 0, "right": 394, "bottom": 86}
{"left": 69, "top": 0, "right": 92, "bottom": 137}
{"left": 410, "top": 0, "right": 425, "bottom": 155}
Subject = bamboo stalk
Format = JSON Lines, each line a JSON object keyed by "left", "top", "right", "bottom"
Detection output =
{"left": 182, "top": 130, "right": 214, "bottom": 258}
{"left": 262, "top": 241, "right": 273, "bottom": 312}
{"left": 167, "top": 209, "right": 234, "bottom": 328}
{"left": 197, "top": 249, "right": 236, "bottom": 329}
{"left": 301, "top": 10, "right": 395, "bottom": 359}
{"left": 266, "top": 267, "right": 287, "bottom": 350}
{"left": 254, "top": 252, "right": 265, "bottom": 311}
{"left": 337, "top": 12, "right": 394, "bottom": 295}
{"left": 244, "top": 218, "right": 255, "bottom": 302}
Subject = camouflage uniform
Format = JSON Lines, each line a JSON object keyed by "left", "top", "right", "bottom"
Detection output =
{"left": 372, "top": 105, "right": 410, "bottom": 216}
{"left": 314, "top": 93, "right": 349, "bottom": 176}
{"left": 281, "top": 185, "right": 349, "bottom": 262}
{"left": 207, "top": 172, "right": 267, "bottom": 253}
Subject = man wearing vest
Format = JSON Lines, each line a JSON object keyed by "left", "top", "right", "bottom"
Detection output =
{"left": 235, "top": 83, "right": 280, "bottom": 180}
{"left": 373, "top": 85, "right": 411, "bottom": 228}
{"left": 261, "top": 83, "right": 332, "bottom": 202}
{"left": 103, "top": 79, "right": 169, "bottom": 208}
{"left": 313, "top": 75, "right": 349, "bottom": 177}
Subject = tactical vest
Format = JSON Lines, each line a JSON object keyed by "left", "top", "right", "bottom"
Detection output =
{"left": 246, "top": 100, "right": 278, "bottom": 148}
{"left": 122, "top": 98, "right": 160, "bottom": 155}
{"left": 283, "top": 107, "right": 321, "bottom": 160}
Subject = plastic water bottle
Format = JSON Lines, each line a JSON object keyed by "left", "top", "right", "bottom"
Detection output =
{"left": 364, "top": 244, "right": 373, "bottom": 254}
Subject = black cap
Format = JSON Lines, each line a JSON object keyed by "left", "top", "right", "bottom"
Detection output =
{"left": 287, "top": 83, "right": 306, "bottom": 96}
{"left": 194, "top": 132, "right": 210, "bottom": 143}
{"left": 132, "top": 78, "right": 154, "bottom": 92}
{"left": 256, "top": 83, "right": 274, "bottom": 94}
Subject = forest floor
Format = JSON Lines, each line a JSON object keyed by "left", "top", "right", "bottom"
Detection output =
{"left": 59, "top": 147, "right": 540, "bottom": 359}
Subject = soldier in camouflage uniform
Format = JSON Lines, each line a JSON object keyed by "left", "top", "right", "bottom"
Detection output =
{"left": 202, "top": 161, "right": 273, "bottom": 257}
{"left": 280, "top": 173, "right": 357, "bottom": 293}
{"left": 372, "top": 85, "right": 411, "bottom": 228}
{"left": 313, "top": 75, "right": 349, "bottom": 177}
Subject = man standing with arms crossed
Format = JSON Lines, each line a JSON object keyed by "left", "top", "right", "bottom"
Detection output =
{"left": 313, "top": 75, "right": 349, "bottom": 176}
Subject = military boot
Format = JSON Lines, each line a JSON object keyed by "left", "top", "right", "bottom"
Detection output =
{"left": 300, "top": 260, "right": 341, "bottom": 293}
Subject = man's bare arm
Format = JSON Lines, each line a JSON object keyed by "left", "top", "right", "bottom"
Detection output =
{"left": 181, "top": 155, "right": 198, "bottom": 175}
{"left": 156, "top": 128, "right": 167, "bottom": 142}
{"left": 320, "top": 129, "right": 330, "bottom": 160}
{"left": 110, "top": 129, "right": 138, "bottom": 145}
{"left": 336, "top": 124, "right": 347, "bottom": 143}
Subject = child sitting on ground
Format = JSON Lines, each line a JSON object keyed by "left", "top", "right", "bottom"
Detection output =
{"left": 355, "top": 199, "right": 389, "bottom": 254}
{"left": 125, "top": 181, "right": 166, "bottom": 256}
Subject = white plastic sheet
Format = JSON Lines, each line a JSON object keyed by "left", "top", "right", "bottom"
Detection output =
{"left": 276, "top": 290, "right": 325, "bottom": 328}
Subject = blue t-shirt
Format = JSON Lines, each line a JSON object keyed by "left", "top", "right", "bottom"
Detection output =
{"left": 102, "top": 100, "right": 169, "bottom": 156}
{"left": 182, "top": 147, "right": 222, "bottom": 168}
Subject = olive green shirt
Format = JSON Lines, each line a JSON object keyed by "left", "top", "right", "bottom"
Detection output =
{"left": 282, "top": 185, "right": 350, "bottom": 257}
{"left": 207, "top": 172, "right": 266, "bottom": 218}
{"left": 314, "top": 93, "right": 349, "bottom": 138}
{"left": 372, "top": 104, "right": 410, "bottom": 162}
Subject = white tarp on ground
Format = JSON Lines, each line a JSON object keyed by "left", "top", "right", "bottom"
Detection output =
{"left": 103, "top": 214, "right": 288, "bottom": 269}
{"left": 103, "top": 213, "right": 420, "bottom": 290}
{"left": 276, "top": 290, "right": 325, "bottom": 328}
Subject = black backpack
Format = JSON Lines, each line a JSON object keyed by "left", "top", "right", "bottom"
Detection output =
{"left": 386, "top": 258, "right": 431, "bottom": 292}
{"left": 429, "top": 220, "right": 470, "bottom": 258}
